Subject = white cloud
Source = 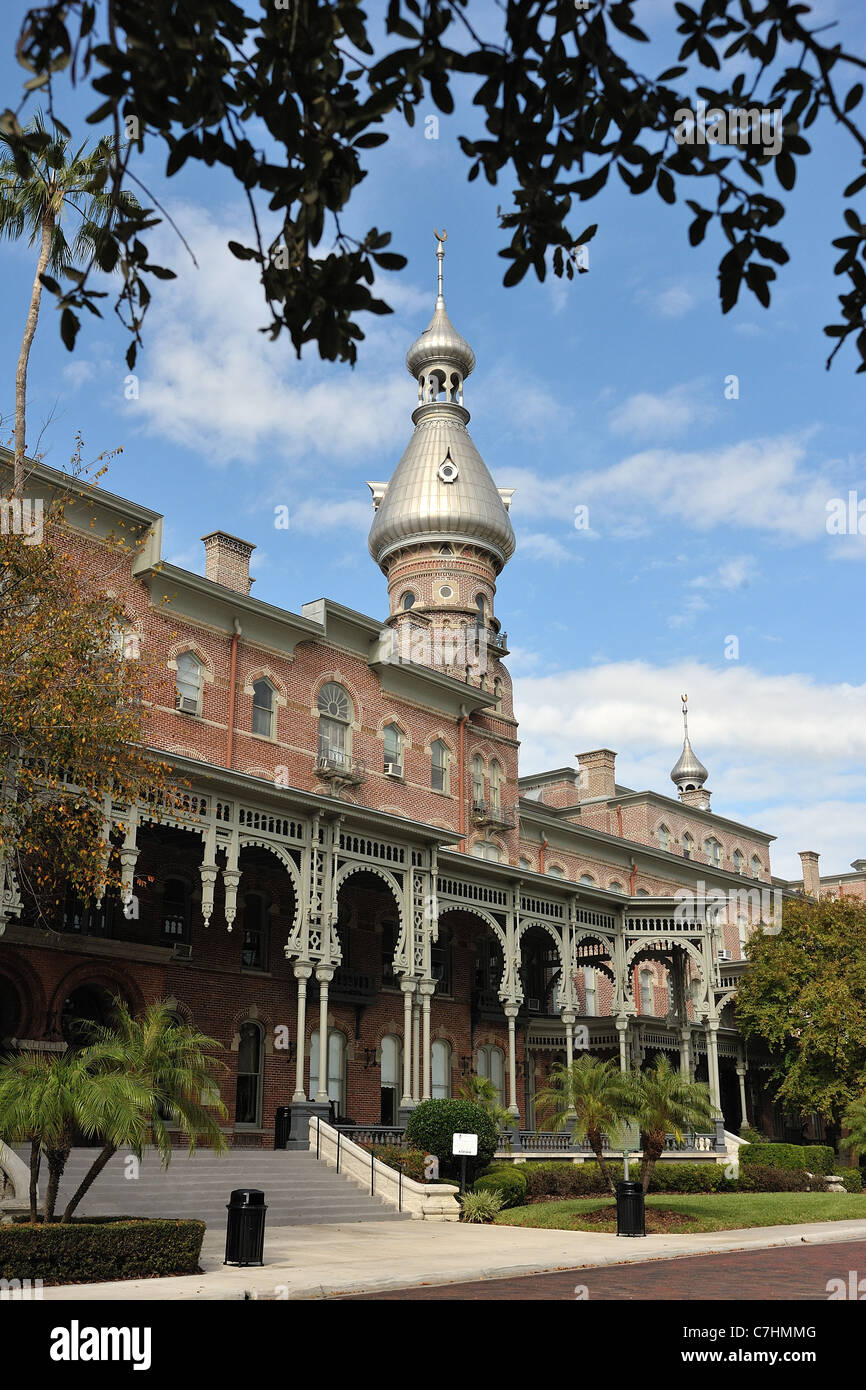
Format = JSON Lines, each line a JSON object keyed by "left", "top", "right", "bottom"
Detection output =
{"left": 517, "top": 531, "right": 580, "bottom": 563}
{"left": 654, "top": 285, "right": 696, "bottom": 319}
{"left": 502, "top": 433, "right": 839, "bottom": 541}
{"left": 512, "top": 658, "right": 866, "bottom": 877}
{"left": 290, "top": 497, "right": 373, "bottom": 534}
{"left": 608, "top": 383, "right": 716, "bottom": 442}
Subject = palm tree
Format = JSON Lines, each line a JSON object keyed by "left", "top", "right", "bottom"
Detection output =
{"left": 0, "top": 113, "right": 134, "bottom": 495}
{"left": 457, "top": 1075, "right": 514, "bottom": 1134}
{"left": 0, "top": 1047, "right": 145, "bottom": 1221}
{"left": 533, "top": 1055, "right": 633, "bottom": 1195}
{"left": 629, "top": 1055, "right": 716, "bottom": 1193}
{"left": 60, "top": 999, "right": 228, "bottom": 1222}
{"left": 840, "top": 1095, "right": 866, "bottom": 1162}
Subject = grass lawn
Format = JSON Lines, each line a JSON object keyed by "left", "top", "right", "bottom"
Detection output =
{"left": 496, "top": 1193, "right": 866, "bottom": 1235}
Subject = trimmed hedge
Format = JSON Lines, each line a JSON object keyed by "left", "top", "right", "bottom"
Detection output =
{"left": 474, "top": 1166, "right": 529, "bottom": 1209}
{"left": 737, "top": 1165, "right": 814, "bottom": 1192}
{"left": 368, "top": 1144, "right": 427, "bottom": 1182}
{"left": 405, "top": 1099, "right": 498, "bottom": 1181}
{"left": 0, "top": 1218, "right": 206, "bottom": 1285}
{"left": 840, "top": 1170, "right": 863, "bottom": 1193}
{"left": 649, "top": 1163, "right": 730, "bottom": 1193}
{"left": 741, "top": 1142, "right": 835, "bottom": 1174}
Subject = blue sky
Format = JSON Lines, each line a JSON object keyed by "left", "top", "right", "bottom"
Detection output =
{"left": 2, "top": 0, "right": 866, "bottom": 878}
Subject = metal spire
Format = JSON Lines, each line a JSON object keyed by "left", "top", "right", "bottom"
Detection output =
{"left": 433, "top": 227, "right": 447, "bottom": 300}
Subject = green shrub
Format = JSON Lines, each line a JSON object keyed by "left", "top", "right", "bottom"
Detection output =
{"left": 523, "top": 1161, "right": 625, "bottom": 1198}
{"left": 647, "top": 1163, "right": 729, "bottom": 1194}
{"left": 459, "top": 1190, "right": 504, "bottom": 1223}
{"left": 839, "top": 1170, "right": 863, "bottom": 1193}
{"left": 405, "top": 1099, "right": 498, "bottom": 1181}
{"left": 739, "top": 1125, "right": 769, "bottom": 1143}
{"left": 0, "top": 1218, "right": 205, "bottom": 1284}
{"left": 736, "top": 1165, "right": 814, "bottom": 1192}
{"left": 368, "top": 1144, "right": 427, "bottom": 1182}
{"left": 741, "top": 1142, "right": 834, "bottom": 1174}
{"left": 473, "top": 1166, "right": 528, "bottom": 1209}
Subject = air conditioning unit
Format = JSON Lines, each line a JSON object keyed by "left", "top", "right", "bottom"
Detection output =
{"left": 717, "top": 948, "right": 733, "bottom": 961}
{"left": 176, "top": 695, "right": 198, "bottom": 715}
{"left": 384, "top": 762, "right": 403, "bottom": 778}
{"left": 172, "top": 942, "right": 193, "bottom": 960}
{"left": 526, "top": 997, "right": 541, "bottom": 1012}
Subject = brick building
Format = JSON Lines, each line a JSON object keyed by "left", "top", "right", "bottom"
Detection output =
{"left": 0, "top": 240, "right": 832, "bottom": 1147}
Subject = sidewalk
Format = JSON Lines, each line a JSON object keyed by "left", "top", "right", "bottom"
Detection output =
{"left": 37, "top": 1217, "right": 866, "bottom": 1301}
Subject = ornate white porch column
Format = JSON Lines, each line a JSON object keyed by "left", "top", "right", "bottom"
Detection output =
{"left": 705, "top": 1021, "right": 722, "bottom": 1114}
{"left": 504, "top": 1003, "right": 520, "bottom": 1118}
{"left": 400, "top": 979, "right": 415, "bottom": 1108}
{"left": 292, "top": 963, "right": 312, "bottom": 1102}
{"left": 616, "top": 1014, "right": 629, "bottom": 1072}
{"left": 419, "top": 980, "right": 434, "bottom": 1100}
{"left": 412, "top": 996, "right": 421, "bottom": 1102}
{"left": 736, "top": 1058, "right": 749, "bottom": 1127}
{"left": 315, "top": 965, "right": 334, "bottom": 1103}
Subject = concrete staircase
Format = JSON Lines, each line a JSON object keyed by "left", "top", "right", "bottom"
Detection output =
{"left": 17, "top": 1148, "right": 412, "bottom": 1229}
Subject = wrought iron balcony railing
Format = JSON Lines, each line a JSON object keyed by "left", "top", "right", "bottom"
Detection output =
{"left": 314, "top": 750, "right": 366, "bottom": 785}
{"left": 471, "top": 799, "right": 516, "bottom": 829}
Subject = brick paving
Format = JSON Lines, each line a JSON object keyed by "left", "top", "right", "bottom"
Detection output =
{"left": 338, "top": 1238, "right": 866, "bottom": 1300}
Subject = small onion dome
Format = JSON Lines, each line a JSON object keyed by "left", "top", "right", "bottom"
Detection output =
{"left": 670, "top": 738, "right": 709, "bottom": 789}
{"left": 406, "top": 295, "right": 476, "bottom": 381}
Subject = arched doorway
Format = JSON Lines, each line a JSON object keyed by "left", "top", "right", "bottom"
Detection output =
{"left": 61, "top": 984, "right": 117, "bottom": 1048}
{"left": 0, "top": 975, "right": 21, "bottom": 1046}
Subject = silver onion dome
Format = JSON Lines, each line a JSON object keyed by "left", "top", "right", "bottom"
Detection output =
{"left": 368, "top": 231, "right": 515, "bottom": 572}
{"left": 670, "top": 694, "right": 709, "bottom": 788}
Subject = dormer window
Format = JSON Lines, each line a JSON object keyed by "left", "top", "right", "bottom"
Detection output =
{"left": 657, "top": 824, "right": 670, "bottom": 852}
{"left": 733, "top": 849, "right": 744, "bottom": 874}
{"left": 704, "top": 837, "right": 722, "bottom": 868}
{"left": 175, "top": 652, "right": 203, "bottom": 716}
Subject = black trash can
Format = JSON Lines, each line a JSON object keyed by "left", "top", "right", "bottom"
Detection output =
{"left": 224, "top": 1188, "right": 268, "bottom": 1266}
{"left": 615, "top": 1180, "right": 646, "bottom": 1237}
{"left": 274, "top": 1106, "right": 292, "bottom": 1150}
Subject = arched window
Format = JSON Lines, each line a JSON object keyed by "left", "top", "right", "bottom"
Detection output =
{"left": 310, "top": 1030, "right": 346, "bottom": 1111}
{"left": 317, "top": 683, "right": 352, "bottom": 769}
{"left": 161, "top": 878, "right": 188, "bottom": 941}
{"left": 635, "top": 887, "right": 650, "bottom": 897}
{"left": 733, "top": 849, "right": 744, "bottom": 875}
{"left": 640, "top": 969, "right": 654, "bottom": 1015}
{"left": 690, "top": 976, "right": 703, "bottom": 1009}
{"left": 751, "top": 855, "right": 762, "bottom": 880}
{"left": 704, "top": 837, "right": 722, "bottom": 868}
{"left": 472, "top": 754, "right": 484, "bottom": 807}
{"left": 608, "top": 881, "right": 625, "bottom": 894}
{"left": 490, "top": 760, "right": 502, "bottom": 815}
{"left": 682, "top": 832, "right": 694, "bottom": 861}
{"left": 380, "top": 1033, "right": 402, "bottom": 1124}
{"left": 175, "top": 651, "right": 203, "bottom": 715}
{"left": 431, "top": 738, "right": 449, "bottom": 793}
{"left": 579, "top": 873, "right": 595, "bottom": 885}
{"left": 402, "top": 591, "right": 416, "bottom": 610}
{"left": 252, "top": 679, "right": 276, "bottom": 738}
{"left": 241, "top": 892, "right": 268, "bottom": 971}
{"left": 235, "top": 1021, "right": 264, "bottom": 1127}
{"left": 383, "top": 722, "right": 403, "bottom": 774}
{"left": 584, "top": 967, "right": 597, "bottom": 1017}
{"left": 548, "top": 864, "right": 565, "bottom": 878}
{"left": 657, "top": 824, "right": 670, "bottom": 852}
{"left": 493, "top": 677, "right": 502, "bottom": 705}
{"left": 432, "top": 1040, "right": 451, "bottom": 1099}
{"left": 477, "top": 1044, "right": 505, "bottom": 1105}
{"left": 475, "top": 593, "right": 487, "bottom": 628}
{"left": 472, "top": 842, "right": 502, "bottom": 861}
{"left": 519, "top": 857, "right": 532, "bottom": 870}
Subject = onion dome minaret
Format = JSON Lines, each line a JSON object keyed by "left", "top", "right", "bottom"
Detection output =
{"left": 670, "top": 694, "right": 711, "bottom": 809}
{"left": 367, "top": 231, "right": 515, "bottom": 678}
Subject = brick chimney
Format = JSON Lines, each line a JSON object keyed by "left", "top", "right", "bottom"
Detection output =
{"left": 798, "top": 850, "right": 821, "bottom": 898}
{"left": 201, "top": 531, "right": 255, "bottom": 595}
{"left": 576, "top": 749, "right": 617, "bottom": 801}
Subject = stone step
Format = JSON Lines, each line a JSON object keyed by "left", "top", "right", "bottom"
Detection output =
{"left": 15, "top": 1147, "right": 412, "bottom": 1227}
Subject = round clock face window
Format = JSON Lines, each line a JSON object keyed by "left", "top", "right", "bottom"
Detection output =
{"left": 438, "top": 460, "right": 458, "bottom": 483}
{"left": 438, "top": 585, "right": 454, "bottom": 600}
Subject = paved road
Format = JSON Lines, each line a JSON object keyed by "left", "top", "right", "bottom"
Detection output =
{"left": 338, "top": 1238, "right": 866, "bottom": 1300}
